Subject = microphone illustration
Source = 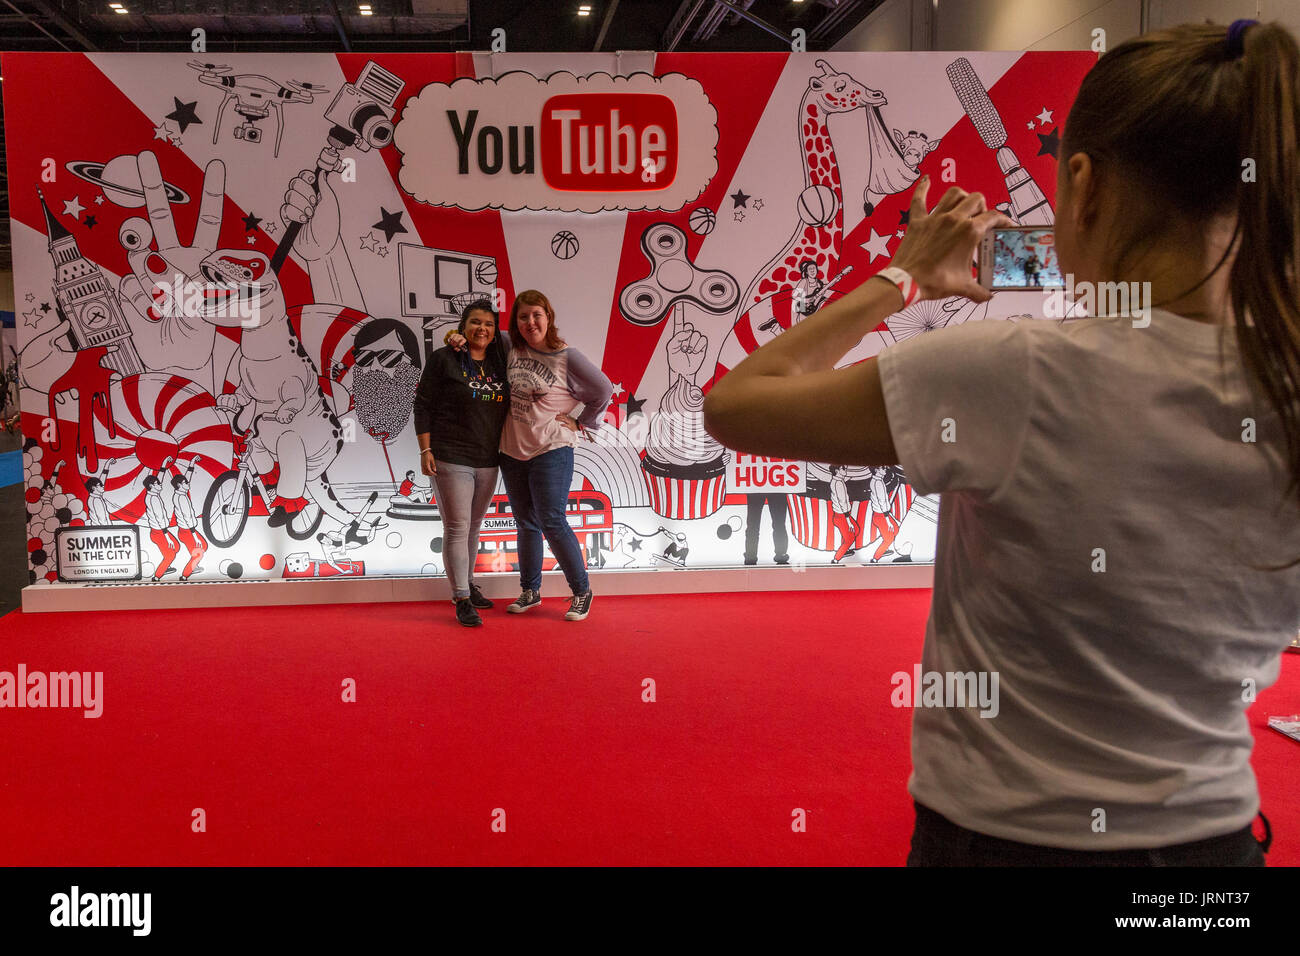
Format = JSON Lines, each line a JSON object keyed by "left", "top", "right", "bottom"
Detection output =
{"left": 946, "top": 57, "right": 1054, "bottom": 226}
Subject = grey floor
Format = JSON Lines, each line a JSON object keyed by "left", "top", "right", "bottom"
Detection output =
{"left": 1, "top": 428, "right": 26, "bottom": 617}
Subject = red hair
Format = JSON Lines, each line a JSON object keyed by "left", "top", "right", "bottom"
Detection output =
{"left": 509, "top": 290, "right": 565, "bottom": 351}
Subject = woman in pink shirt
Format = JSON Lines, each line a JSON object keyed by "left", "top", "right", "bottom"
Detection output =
{"left": 450, "top": 290, "right": 613, "bottom": 621}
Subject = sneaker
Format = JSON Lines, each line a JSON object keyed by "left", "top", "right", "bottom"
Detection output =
{"left": 468, "top": 583, "right": 494, "bottom": 609}
{"left": 507, "top": 589, "right": 541, "bottom": 613}
{"left": 565, "top": 590, "right": 593, "bottom": 621}
{"left": 455, "top": 598, "right": 482, "bottom": 627}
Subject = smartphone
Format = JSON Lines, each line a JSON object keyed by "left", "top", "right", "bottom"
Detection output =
{"left": 978, "top": 225, "right": 1064, "bottom": 291}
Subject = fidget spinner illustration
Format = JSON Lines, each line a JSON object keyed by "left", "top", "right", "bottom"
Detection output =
{"left": 618, "top": 223, "right": 740, "bottom": 326}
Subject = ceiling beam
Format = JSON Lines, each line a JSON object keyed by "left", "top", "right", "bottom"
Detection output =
{"left": 702, "top": 0, "right": 788, "bottom": 46}
{"left": 593, "top": 0, "right": 619, "bottom": 52}
{"left": 26, "top": 0, "right": 98, "bottom": 50}
{"left": 328, "top": 0, "right": 353, "bottom": 52}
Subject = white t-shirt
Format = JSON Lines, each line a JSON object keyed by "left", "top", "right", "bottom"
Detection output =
{"left": 877, "top": 308, "right": 1300, "bottom": 850}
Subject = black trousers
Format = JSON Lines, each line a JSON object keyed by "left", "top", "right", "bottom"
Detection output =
{"left": 744, "top": 493, "right": 789, "bottom": 563}
{"left": 907, "top": 801, "right": 1270, "bottom": 866}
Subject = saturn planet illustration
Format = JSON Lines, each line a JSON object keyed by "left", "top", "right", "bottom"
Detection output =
{"left": 66, "top": 155, "right": 190, "bottom": 208}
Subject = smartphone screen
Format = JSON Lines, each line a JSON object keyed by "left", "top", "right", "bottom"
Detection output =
{"left": 990, "top": 227, "right": 1063, "bottom": 289}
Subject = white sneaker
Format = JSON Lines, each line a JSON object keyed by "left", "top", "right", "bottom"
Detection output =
{"left": 507, "top": 589, "right": 541, "bottom": 613}
{"left": 565, "top": 590, "right": 593, "bottom": 621}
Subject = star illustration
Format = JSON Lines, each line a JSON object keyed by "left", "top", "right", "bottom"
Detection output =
{"left": 1036, "top": 127, "right": 1060, "bottom": 158}
{"left": 359, "top": 232, "right": 379, "bottom": 252}
{"left": 1036, "top": 107, "right": 1054, "bottom": 126}
{"left": 628, "top": 538, "right": 643, "bottom": 552}
{"left": 895, "top": 230, "right": 906, "bottom": 239}
{"left": 611, "top": 382, "right": 625, "bottom": 400}
{"left": 40, "top": 302, "right": 52, "bottom": 313}
{"left": 169, "top": 133, "right": 183, "bottom": 146}
{"left": 246, "top": 236, "right": 257, "bottom": 245}
{"left": 94, "top": 195, "right": 105, "bottom": 205}
{"left": 84, "top": 215, "right": 97, "bottom": 229}
{"left": 241, "top": 212, "right": 262, "bottom": 232}
{"left": 376, "top": 244, "right": 389, "bottom": 258}
{"left": 734, "top": 211, "right": 745, "bottom": 223}
{"left": 264, "top": 221, "right": 278, "bottom": 235}
{"left": 166, "top": 98, "right": 202, "bottom": 134}
{"left": 860, "top": 227, "right": 893, "bottom": 263}
{"left": 372, "top": 207, "right": 408, "bottom": 243}
{"left": 153, "top": 122, "right": 171, "bottom": 141}
{"left": 22, "top": 308, "right": 43, "bottom": 328}
{"left": 23, "top": 292, "right": 34, "bottom": 303}
{"left": 625, "top": 394, "right": 647, "bottom": 416}
{"left": 730, "top": 188, "right": 750, "bottom": 209}
{"left": 62, "top": 196, "right": 84, "bottom": 219}
{"left": 898, "top": 208, "right": 910, "bottom": 226}
{"left": 1026, "top": 120, "right": 1035, "bottom": 130}
{"left": 753, "top": 198, "right": 764, "bottom": 211}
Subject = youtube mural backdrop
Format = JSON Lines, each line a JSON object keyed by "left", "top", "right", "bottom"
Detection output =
{"left": 2, "top": 50, "right": 1094, "bottom": 588}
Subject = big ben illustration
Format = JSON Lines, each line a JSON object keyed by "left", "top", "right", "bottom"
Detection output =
{"left": 38, "top": 188, "right": 144, "bottom": 377}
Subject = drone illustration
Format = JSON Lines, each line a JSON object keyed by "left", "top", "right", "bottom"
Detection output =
{"left": 188, "top": 61, "right": 330, "bottom": 158}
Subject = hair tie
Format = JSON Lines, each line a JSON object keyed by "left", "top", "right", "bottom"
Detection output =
{"left": 1226, "top": 18, "right": 1257, "bottom": 59}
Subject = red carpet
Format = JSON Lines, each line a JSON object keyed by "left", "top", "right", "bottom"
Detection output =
{"left": 0, "top": 589, "right": 1295, "bottom": 865}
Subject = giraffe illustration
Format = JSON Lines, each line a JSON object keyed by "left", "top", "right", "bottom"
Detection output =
{"left": 708, "top": 60, "right": 885, "bottom": 385}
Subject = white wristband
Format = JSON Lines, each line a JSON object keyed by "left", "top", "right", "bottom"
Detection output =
{"left": 874, "top": 266, "right": 921, "bottom": 309}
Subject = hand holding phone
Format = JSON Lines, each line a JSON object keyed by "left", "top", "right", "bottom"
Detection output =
{"left": 889, "top": 176, "right": 1014, "bottom": 303}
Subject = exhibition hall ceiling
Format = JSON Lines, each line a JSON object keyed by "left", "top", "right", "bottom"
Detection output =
{"left": 0, "top": 0, "right": 879, "bottom": 270}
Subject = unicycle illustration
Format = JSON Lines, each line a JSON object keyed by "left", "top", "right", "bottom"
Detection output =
{"left": 203, "top": 404, "right": 323, "bottom": 546}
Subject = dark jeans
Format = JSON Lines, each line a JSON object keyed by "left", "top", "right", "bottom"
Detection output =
{"left": 907, "top": 801, "right": 1270, "bottom": 866}
{"left": 499, "top": 447, "right": 589, "bottom": 595}
{"left": 744, "top": 493, "right": 789, "bottom": 563}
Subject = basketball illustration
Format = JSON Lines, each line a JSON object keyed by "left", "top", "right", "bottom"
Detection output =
{"left": 551, "top": 230, "right": 580, "bottom": 259}
{"left": 797, "top": 184, "right": 838, "bottom": 226}
{"left": 474, "top": 260, "right": 497, "bottom": 285}
{"left": 689, "top": 206, "right": 717, "bottom": 235}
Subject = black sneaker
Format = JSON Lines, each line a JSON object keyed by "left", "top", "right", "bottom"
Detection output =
{"left": 455, "top": 598, "right": 482, "bottom": 627}
{"left": 468, "top": 584, "right": 494, "bottom": 609}
{"left": 565, "top": 590, "right": 593, "bottom": 621}
{"left": 507, "top": 589, "right": 541, "bottom": 613}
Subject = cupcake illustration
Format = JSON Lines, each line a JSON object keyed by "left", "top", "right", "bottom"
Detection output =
{"left": 639, "top": 313, "right": 727, "bottom": 519}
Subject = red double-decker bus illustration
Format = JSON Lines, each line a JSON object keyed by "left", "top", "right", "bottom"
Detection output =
{"left": 472, "top": 490, "right": 614, "bottom": 573}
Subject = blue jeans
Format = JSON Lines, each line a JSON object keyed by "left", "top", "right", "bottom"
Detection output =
{"left": 498, "top": 447, "right": 589, "bottom": 595}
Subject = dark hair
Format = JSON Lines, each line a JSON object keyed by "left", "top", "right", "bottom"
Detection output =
{"left": 354, "top": 318, "right": 422, "bottom": 370}
{"left": 455, "top": 298, "right": 507, "bottom": 378}
{"left": 170, "top": 472, "right": 188, "bottom": 489}
{"left": 85, "top": 477, "right": 101, "bottom": 493}
{"left": 142, "top": 475, "right": 159, "bottom": 491}
{"left": 509, "top": 290, "right": 565, "bottom": 352}
{"left": 405, "top": 469, "right": 415, "bottom": 478}
{"left": 1062, "top": 21, "right": 1300, "bottom": 520}
{"left": 799, "top": 259, "right": 817, "bottom": 274}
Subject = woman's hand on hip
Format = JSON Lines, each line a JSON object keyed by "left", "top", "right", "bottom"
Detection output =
{"left": 556, "top": 414, "right": 580, "bottom": 433}
{"left": 888, "top": 175, "right": 1014, "bottom": 303}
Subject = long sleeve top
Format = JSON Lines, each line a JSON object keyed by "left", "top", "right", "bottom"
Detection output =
{"left": 412, "top": 345, "right": 510, "bottom": 468}
{"left": 498, "top": 330, "right": 613, "bottom": 461}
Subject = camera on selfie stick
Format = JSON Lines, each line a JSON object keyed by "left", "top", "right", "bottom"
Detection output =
{"left": 270, "top": 61, "right": 406, "bottom": 274}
